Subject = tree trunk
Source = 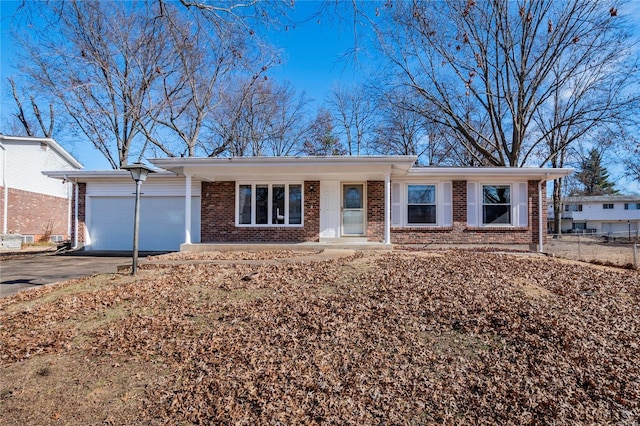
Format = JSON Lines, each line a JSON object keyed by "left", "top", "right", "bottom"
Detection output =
{"left": 552, "top": 177, "right": 563, "bottom": 237}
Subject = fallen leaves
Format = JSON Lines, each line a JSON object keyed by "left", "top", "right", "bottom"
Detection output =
{"left": 1, "top": 250, "right": 639, "bottom": 424}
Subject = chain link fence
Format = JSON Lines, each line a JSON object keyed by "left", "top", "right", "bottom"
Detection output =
{"left": 545, "top": 231, "right": 639, "bottom": 269}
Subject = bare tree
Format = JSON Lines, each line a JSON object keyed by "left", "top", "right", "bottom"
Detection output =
{"left": 137, "top": 2, "right": 278, "bottom": 158}
{"left": 327, "top": 84, "right": 377, "bottom": 156}
{"left": 371, "top": 89, "right": 461, "bottom": 165}
{"left": 209, "top": 78, "right": 310, "bottom": 157}
{"left": 536, "top": 59, "right": 637, "bottom": 233}
{"left": 15, "top": 1, "right": 177, "bottom": 168}
{"left": 8, "top": 77, "right": 55, "bottom": 138}
{"left": 265, "top": 82, "right": 311, "bottom": 156}
{"left": 377, "top": 0, "right": 639, "bottom": 167}
{"left": 621, "top": 136, "right": 640, "bottom": 183}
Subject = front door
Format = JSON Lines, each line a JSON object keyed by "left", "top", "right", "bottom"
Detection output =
{"left": 342, "top": 183, "right": 365, "bottom": 236}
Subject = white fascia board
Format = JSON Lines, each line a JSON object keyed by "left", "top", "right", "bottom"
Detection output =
{"left": 0, "top": 135, "right": 83, "bottom": 169}
{"left": 406, "top": 167, "right": 573, "bottom": 181}
{"left": 150, "top": 155, "right": 417, "bottom": 181}
{"left": 42, "top": 170, "right": 178, "bottom": 182}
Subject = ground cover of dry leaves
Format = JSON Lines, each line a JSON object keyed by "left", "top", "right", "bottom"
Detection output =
{"left": 1, "top": 250, "right": 639, "bottom": 425}
{"left": 148, "top": 249, "right": 322, "bottom": 262}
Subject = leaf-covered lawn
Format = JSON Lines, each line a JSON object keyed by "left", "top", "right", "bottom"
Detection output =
{"left": 1, "top": 250, "right": 639, "bottom": 424}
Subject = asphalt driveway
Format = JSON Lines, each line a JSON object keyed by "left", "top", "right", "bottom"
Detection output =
{"left": 0, "top": 252, "right": 138, "bottom": 298}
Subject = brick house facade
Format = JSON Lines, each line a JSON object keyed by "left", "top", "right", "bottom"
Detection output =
{"left": 0, "top": 187, "right": 70, "bottom": 241}
{"left": 195, "top": 179, "right": 546, "bottom": 246}
{"left": 1, "top": 135, "right": 82, "bottom": 244}
{"left": 200, "top": 181, "right": 320, "bottom": 243}
{"left": 49, "top": 156, "right": 568, "bottom": 252}
{"left": 390, "top": 180, "right": 546, "bottom": 245}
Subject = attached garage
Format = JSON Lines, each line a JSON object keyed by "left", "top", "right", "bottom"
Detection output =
{"left": 83, "top": 176, "right": 201, "bottom": 251}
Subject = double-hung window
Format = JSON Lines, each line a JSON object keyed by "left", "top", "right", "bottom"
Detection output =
{"left": 238, "top": 183, "right": 303, "bottom": 226}
{"left": 482, "top": 185, "right": 511, "bottom": 225}
{"left": 407, "top": 184, "right": 436, "bottom": 224}
{"left": 603, "top": 203, "right": 614, "bottom": 210}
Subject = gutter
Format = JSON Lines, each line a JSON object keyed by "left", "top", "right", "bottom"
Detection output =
{"left": 1, "top": 142, "right": 7, "bottom": 234}
{"left": 73, "top": 178, "right": 79, "bottom": 249}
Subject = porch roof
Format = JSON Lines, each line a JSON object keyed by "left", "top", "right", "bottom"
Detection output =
{"left": 149, "top": 155, "right": 419, "bottom": 181}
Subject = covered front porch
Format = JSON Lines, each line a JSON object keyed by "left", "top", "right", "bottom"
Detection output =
{"left": 149, "top": 156, "right": 418, "bottom": 248}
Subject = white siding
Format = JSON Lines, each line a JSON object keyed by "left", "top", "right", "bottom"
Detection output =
{"left": 440, "top": 182, "right": 453, "bottom": 227}
{"left": 4, "top": 141, "right": 78, "bottom": 198}
{"left": 391, "top": 182, "right": 402, "bottom": 226}
{"left": 86, "top": 179, "right": 202, "bottom": 197}
{"left": 467, "top": 182, "right": 478, "bottom": 227}
{"left": 572, "top": 202, "right": 640, "bottom": 222}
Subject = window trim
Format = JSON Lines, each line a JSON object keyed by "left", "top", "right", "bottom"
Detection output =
{"left": 603, "top": 203, "right": 614, "bottom": 210}
{"left": 235, "top": 182, "right": 304, "bottom": 227}
{"left": 481, "top": 183, "right": 513, "bottom": 227}
{"left": 406, "top": 183, "right": 437, "bottom": 226}
{"left": 391, "top": 181, "right": 453, "bottom": 228}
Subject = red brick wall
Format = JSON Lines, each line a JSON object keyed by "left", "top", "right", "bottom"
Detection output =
{"left": 531, "top": 180, "right": 547, "bottom": 246}
{"left": 201, "top": 181, "right": 320, "bottom": 243}
{"left": 3, "top": 187, "right": 69, "bottom": 241}
{"left": 391, "top": 180, "right": 545, "bottom": 247}
{"left": 366, "top": 181, "right": 385, "bottom": 242}
{"left": 71, "top": 183, "right": 87, "bottom": 244}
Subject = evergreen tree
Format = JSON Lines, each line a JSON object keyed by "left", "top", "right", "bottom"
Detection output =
{"left": 574, "top": 149, "right": 619, "bottom": 195}
{"left": 302, "top": 109, "right": 346, "bottom": 156}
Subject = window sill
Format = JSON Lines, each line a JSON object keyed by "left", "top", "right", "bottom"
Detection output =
{"left": 466, "top": 226, "right": 528, "bottom": 232}
{"left": 392, "top": 226, "right": 453, "bottom": 231}
{"left": 236, "top": 224, "right": 304, "bottom": 228}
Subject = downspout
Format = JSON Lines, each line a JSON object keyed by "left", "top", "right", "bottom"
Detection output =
{"left": 538, "top": 173, "right": 548, "bottom": 253}
{"left": 64, "top": 175, "right": 71, "bottom": 243}
{"left": 384, "top": 173, "right": 391, "bottom": 245}
{"left": 73, "top": 179, "right": 79, "bottom": 249}
{"left": 1, "top": 143, "right": 7, "bottom": 234}
{"left": 184, "top": 173, "right": 192, "bottom": 245}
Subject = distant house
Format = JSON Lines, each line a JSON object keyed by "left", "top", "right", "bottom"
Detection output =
{"left": 0, "top": 135, "right": 82, "bottom": 243}
{"left": 45, "top": 156, "right": 570, "bottom": 252}
{"left": 548, "top": 195, "right": 640, "bottom": 235}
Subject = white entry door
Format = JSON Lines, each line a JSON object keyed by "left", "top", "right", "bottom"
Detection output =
{"left": 342, "top": 183, "right": 365, "bottom": 236}
{"left": 320, "top": 181, "right": 341, "bottom": 238}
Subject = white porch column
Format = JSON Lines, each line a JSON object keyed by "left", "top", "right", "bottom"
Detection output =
{"left": 384, "top": 173, "right": 391, "bottom": 244}
{"left": 184, "top": 173, "right": 192, "bottom": 245}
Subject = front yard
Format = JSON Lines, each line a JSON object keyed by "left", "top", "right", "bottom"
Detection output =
{"left": 1, "top": 250, "right": 639, "bottom": 424}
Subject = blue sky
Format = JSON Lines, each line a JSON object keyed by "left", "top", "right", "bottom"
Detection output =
{"left": 0, "top": 0, "right": 373, "bottom": 169}
{"left": 0, "top": 0, "right": 638, "bottom": 194}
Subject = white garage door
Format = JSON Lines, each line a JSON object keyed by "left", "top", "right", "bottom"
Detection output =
{"left": 88, "top": 196, "right": 201, "bottom": 251}
{"left": 602, "top": 222, "right": 638, "bottom": 235}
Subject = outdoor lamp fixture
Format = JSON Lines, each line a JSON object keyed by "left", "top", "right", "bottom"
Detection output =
{"left": 122, "top": 163, "right": 155, "bottom": 275}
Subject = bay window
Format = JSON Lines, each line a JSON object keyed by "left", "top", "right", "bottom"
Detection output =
{"left": 238, "top": 183, "right": 303, "bottom": 226}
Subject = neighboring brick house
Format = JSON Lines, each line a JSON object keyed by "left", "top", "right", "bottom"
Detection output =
{"left": 46, "top": 156, "right": 570, "bottom": 252}
{"left": 0, "top": 135, "right": 82, "bottom": 243}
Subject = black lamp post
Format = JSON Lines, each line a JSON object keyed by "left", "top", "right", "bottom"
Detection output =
{"left": 122, "top": 163, "right": 155, "bottom": 275}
